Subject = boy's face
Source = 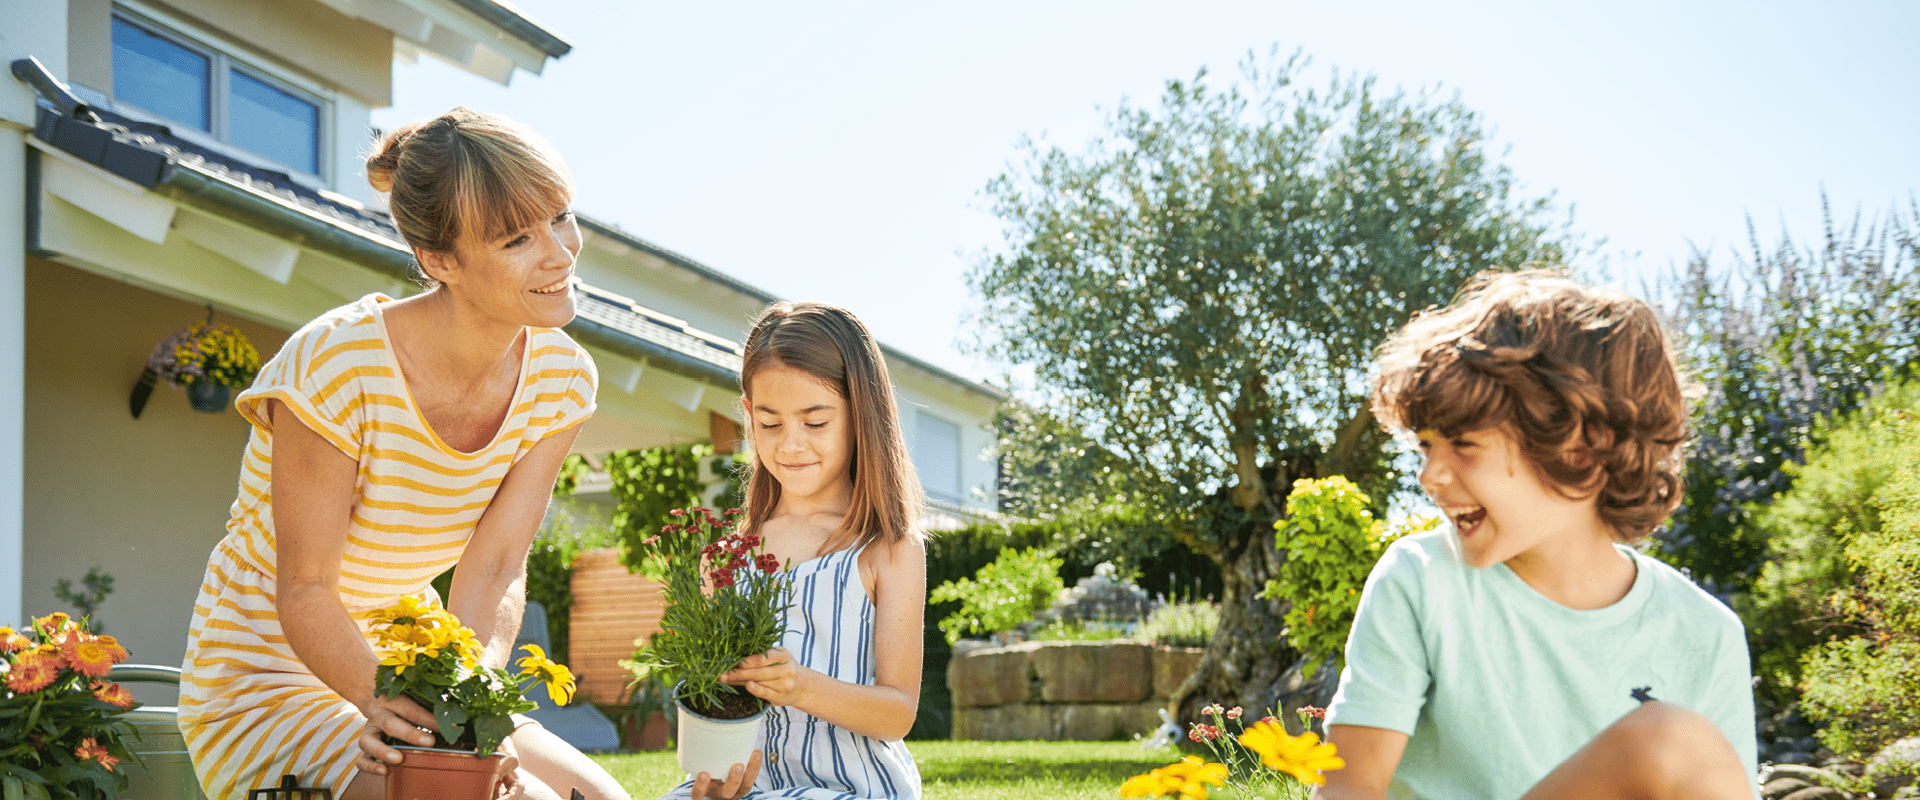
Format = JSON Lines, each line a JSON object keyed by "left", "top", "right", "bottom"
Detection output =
{"left": 1416, "top": 425, "right": 1606, "bottom": 570}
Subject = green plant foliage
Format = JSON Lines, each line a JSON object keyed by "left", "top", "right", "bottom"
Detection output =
{"left": 50, "top": 567, "right": 113, "bottom": 634}
{"left": 1262, "top": 477, "right": 1436, "bottom": 677}
{"left": 968, "top": 46, "right": 1576, "bottom": 719}
{"left": 929, "top": 547, "right": 1066, "bottom": 644}
{"left": 1029, "top": 619, "right": 1131, "bottom": 642}
{"left": 602, "top": 444, "right": 746, "bottom": 574}
{"left": 626, "top": 508, "right": 789, "bottom": 717}
{"left": 1798, "top": 390, "right": 1920, "bottom": 759}
{"left": 1655, "top": 195, "right": 1920, "bottom": 594}
{"left": 1139, "top": 600, "right": 1220, "bottom": 648}
{"left": 524, "top": 505, "right": 617, "bottom": 664}
{"left": 1739, "top": 378, "right": 1920, "bottom": 705}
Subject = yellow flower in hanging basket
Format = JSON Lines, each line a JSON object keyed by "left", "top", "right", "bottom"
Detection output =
{"left": 147, "top": 323, "right": 262, "bottom": 390}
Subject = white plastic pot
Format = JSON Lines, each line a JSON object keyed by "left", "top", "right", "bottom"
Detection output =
{"left": 674, "top": 685, "right": 767, "bottom": 780}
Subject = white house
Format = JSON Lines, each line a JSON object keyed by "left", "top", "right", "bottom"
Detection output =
{"left": 1, "top": 0, "right": 1003, "bottom": 674}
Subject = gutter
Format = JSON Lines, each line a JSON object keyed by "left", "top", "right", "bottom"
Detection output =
{"left": 443, "top": 0, "right": 572, "bottom": 58}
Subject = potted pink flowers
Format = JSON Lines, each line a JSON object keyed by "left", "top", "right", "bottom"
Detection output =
{"left": 625, "top": 507, "right": 791, "bottom": 779}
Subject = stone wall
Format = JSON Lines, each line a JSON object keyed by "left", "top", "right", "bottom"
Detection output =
{"left": 947, "top": 641, "right": 1205, "bottom": 740}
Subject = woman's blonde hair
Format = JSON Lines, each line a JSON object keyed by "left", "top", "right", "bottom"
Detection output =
{"left": 365, "top": 107, "right": 573, "bottom": 282}
{"left": 739, "top": 302, "right": 924, "bottom": 552}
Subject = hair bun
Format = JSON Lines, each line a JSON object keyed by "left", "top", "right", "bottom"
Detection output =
{"left": 364, "top": 121, "right": 423, "bottom": 194}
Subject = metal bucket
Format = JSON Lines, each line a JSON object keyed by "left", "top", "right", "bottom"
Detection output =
{"left": 109, "top": 664, "right": 206, "bottom": 800}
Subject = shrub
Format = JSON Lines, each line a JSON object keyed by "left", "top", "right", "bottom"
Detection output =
{"left": 1738, "top": 377, "right": 1920, "bottom": 705}
{"left": 929, "top": 547, "right": 1065, "bottom": 644}
{"left": 1799, "top": 394, "right": 1920, "bottom": 759}
{"left": 1261, "top": 477, "right": 1437, "bottom": 678}
{"left": 1139, "top": 600, "right": 1219, "bottom": 648}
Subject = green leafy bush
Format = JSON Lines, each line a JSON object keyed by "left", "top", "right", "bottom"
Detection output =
{"left": 929, "top": 547, "right": 1065, "bottom": 644}
{"left": 1138, "top": 600, "right": 1218, "bottom": 648}
{"left": 1798, "top": 389, "right": 1920, "bottom": 759}
{"left": 1261, "top": 477, "right": 1437, "bottom": 677}
{"left": 525, "top": 505, "right": 617, "bottom": 664}
{"left": 1739, "top": 377, "right": 1920, "bottom": 705}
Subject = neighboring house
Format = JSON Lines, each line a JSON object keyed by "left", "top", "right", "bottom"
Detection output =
{"left": 1, "top": 0, "right": 1002, "bottom": 674}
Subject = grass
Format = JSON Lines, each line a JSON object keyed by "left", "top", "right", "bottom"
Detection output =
{"left": 591, "top": 739, "right": 1279, "bottom": 800}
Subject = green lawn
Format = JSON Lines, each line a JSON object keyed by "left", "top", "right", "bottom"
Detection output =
{"left": 593, "top": 740, "right": 1233, "bottom": 800}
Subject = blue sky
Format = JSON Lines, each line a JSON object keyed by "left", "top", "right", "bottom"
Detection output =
{"left": 373, "top": 0, "right": 1919, "bottom": 386}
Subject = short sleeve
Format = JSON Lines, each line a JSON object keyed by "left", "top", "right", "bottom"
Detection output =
{"left": 1326, "top": 539, "right": 1434, "bottom": 735}
{"left": 1699, "top": 606, "right": 1762, "bottom": 798}
{"left": 541, "top": 344, "right": 597, "bottom": 439}
{"left": 233, "top": 328, "right": 365, "bottom": 461}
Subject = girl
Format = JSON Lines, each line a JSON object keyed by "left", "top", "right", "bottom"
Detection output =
{"left": 177, "top": 108, "right": 631, "bottom": 800}
{"left": 667, "top": 302, "right": 928, "bottom": 800}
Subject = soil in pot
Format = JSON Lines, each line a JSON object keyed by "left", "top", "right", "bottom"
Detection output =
{"left": 682, "top": 687, "right": 764, "bottom": 720}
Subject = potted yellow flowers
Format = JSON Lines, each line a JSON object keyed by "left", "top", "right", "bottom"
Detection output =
{"left": 1122, "top": 705, "right": 1344, "bottom": 800}
{"left": 136, "top": 321, "right": 262, "bottom": 415}
{"left": 369, "top": 596, "right": 576, "bottom": 800}
{"left": 0, "top": 612, "right": 141, "bottom": 800}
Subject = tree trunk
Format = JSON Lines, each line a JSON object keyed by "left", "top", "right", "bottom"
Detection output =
{"left": 1170, "top": 459, "right": 1340, "bottom": 740}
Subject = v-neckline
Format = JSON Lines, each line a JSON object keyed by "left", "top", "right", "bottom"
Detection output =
{"left": 369, "top": 295, "right": 533, "bottom": 458}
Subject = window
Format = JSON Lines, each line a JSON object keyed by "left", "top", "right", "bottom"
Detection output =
{"left": 916, "top": 412, "right": 963, "bottom": 504}
{"left": 110, "top": 13, "right": 322, "bottom": 176}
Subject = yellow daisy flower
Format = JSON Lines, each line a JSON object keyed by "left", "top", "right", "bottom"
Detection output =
{"left": 1237, "top": 720, "right": 1345, "bottom": 786}
{"left": 1118, "top": 756, "right": 1227, "bottom": 800}
{"left": 517, "top": 644, "right": 577, "bottom": 706}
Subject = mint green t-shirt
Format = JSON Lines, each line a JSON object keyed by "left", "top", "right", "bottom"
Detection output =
{"left": 1326, "top": 530, "right": 1758, "bottom": 800}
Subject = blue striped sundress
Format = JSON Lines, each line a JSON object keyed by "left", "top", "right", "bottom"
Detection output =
{"left": 660, "top": 543, "right": 921, "bottom": 800}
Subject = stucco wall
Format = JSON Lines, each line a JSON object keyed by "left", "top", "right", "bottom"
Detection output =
{"left": 22, "top": 257, "right": 290, "bottom": 671}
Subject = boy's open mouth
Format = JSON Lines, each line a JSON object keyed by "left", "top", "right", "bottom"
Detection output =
{"left": 1455, "top": 508, "right": 1487, "bottom": 535}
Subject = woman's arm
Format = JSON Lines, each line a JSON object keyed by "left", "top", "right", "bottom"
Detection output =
{"left": 269, "top": 400, "right": 440, "bottom": 767}
{"left": 725, "top": 536, "right": 927, "bottom": 741}
{"left": 447, "top": 424, "right": 582, "bottom": 669}
{"left": 1312, "top": 724, "right": 1409, "bottom": 800}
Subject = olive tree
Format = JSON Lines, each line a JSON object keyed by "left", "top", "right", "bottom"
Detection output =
{"left": 969, "top": 50, "right": 1575, "bottom": 724}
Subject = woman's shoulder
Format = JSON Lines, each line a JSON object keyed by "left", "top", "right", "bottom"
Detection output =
{"left": 262, "top": 295, "right": 393, "bottom": 383}
{"left": 525, "top": 326, "right": 596, "bottom": 379}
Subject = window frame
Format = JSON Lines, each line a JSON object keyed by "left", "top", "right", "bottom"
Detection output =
{"left": 109, "top": 4, "right": 332, "bottom": 182}
{"left": 914, "top": 410, "right": 966, "bottom": 505}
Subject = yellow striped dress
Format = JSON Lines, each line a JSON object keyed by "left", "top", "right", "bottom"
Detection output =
{"left": 177, "top": 294, "right": 596, "bottom": 799}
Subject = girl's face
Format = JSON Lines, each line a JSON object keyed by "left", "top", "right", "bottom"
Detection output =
{"left": 428, "top": 208, "right": 582, "bottom": 329}
{"left": 746, "top": 365, "right": 855, "bottom": 505}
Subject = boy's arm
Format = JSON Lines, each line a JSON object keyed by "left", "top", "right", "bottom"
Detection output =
{"left": 1314, "top": 725, "right": 1408, "bottom": 800}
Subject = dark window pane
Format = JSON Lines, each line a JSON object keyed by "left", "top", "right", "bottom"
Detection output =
{"left": 111, "top": 17, "right": 208, "bottom": 131}
{"left": 229, "top": 69, "right": 318, "bottom": 174}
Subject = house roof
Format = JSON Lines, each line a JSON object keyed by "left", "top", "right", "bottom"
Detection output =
{"left": 18, "top": 63, "right": 999, "bottom": 402}
{"left": 442, "top": 0, "right": 572, "bottom": 59}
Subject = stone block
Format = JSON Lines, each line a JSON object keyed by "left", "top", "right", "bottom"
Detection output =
{"left": 947, "top": 642, "right": 1040, "bottom": 708}
{"left": 1032, "top": 641, "right": 1152, "bottom": 703}
{"left": 1153, "top": 646, "right": 1205, "bottom": 700}
{"left": 951, "top": 703, "right": 1054, "bottom": 741}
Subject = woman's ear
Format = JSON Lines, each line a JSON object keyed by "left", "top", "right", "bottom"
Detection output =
{"left": 415, "top": 246, "right": 460, "bottom": 286}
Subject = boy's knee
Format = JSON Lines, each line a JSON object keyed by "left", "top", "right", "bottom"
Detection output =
{"left": 1600, "top": 702, "right": 1736, "bottom": 784}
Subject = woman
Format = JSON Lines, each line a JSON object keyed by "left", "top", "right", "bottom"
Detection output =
{"left": 175, "top": 108, "right": 706, "bottom": 800}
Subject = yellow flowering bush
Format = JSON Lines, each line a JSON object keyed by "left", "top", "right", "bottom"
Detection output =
{"left": 1, "top": 612, "right": 141, "bottom": 800}
{"left": 147, "top": 323, "right": 262, "bottom": 389}
{"left": 1123, "top": 705, "right": 1343, "bottom": 799}
{"left": 370, "top": 596, "right": 576, "bottom": 756}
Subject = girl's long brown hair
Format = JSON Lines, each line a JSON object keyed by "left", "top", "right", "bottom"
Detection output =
{"left": 739, "top": 302, "right": 924, "bottom": 552}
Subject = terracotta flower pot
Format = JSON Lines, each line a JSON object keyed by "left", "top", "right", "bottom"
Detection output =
{"left": 385, "top": 744, "right": 512, "bottom": 800}
{"left": 674, "top": 686, "right": 767, "bottom": 779}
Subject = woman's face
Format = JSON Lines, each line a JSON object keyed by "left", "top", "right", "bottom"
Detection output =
{"left": 433, "top": 208, "right": 583, "bottom": 329}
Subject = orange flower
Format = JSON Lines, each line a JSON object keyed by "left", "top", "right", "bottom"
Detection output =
{"left": 32, "top": 612, "right": 72, "bottom": 635}
{"left": 63, "top": 638, "right": 116, "bottom": 677}
{"left": 91, "top": 680, "right": 136, "bottom": 709}
{"left": 74, "top": 737, "right": 120, "bottom": 771}
{"left": 5, "top": 649, "right": 61, "bottom": 693}
{"left": 0, "top": 626, "right": 30, "bottom": 653}
{"left": 93, "top": 634, "right": 130, "bottom": 665}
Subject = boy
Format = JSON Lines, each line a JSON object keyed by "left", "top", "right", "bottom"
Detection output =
{"left": 1317, "top": 271, "right": 1758, "bottom": 800}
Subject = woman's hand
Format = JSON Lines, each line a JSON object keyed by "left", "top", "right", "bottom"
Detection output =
{"left": 688, "top": 750, "right": 762, "bottom": 800}
{"left": 723, "top": 648, "right": 811, "bottom": 707}
{"left": 354, "top": 693, "right": 438, "bottom": 775}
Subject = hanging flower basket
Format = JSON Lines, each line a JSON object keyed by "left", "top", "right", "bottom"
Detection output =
{"left": 132, "top": 322, "right": 261, "bottom": 417}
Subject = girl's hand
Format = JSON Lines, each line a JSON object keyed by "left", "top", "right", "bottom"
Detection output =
{"left": 354, "top": 693, "right": 438, "bottom": 775}
{"left": 723, "top": 647, "right": 811, "bottom": 707}
{"left": 689, "top": 749, "right": 762, "bottom": 800}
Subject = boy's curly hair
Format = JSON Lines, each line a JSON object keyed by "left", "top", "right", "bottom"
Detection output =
{"left": 1371, "top": 270, "right": 1688, "bottom": 542}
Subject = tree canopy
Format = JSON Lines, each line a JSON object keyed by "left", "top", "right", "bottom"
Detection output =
{"left": 969, "top": 49, "right": 1577, "bottom": 719}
